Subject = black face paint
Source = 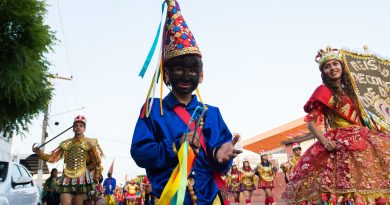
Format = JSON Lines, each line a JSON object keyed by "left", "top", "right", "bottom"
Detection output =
{"left": 169, "top": 66, "right": 200, "bottom": 95}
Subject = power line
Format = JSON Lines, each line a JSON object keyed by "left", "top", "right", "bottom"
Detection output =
{"left": 78, "top": 0, "right": 122, "bottom": 69}
{"left": 56, "top": 0, "right": 72, "bottom": 75}
{"left": 55, "top": 82, "right": 69, "bottom": 111}
{"left": 50, "top": 106, "right": 85, "bottom": 117}
{"left": 55, "top": 0, "right": 79, "bottom": 106}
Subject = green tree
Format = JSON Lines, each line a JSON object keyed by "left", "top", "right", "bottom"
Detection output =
{"left": 0, "top": 0, "right": 56, "bottom": 139}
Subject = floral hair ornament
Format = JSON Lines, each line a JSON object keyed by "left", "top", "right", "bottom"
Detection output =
{"left": 315, "top": 46, "right": 342, "bottom": 68}
{"left": 138, "top": 0, "right": 205, "bottom": 118}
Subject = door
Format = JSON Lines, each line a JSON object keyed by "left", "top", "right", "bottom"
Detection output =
{"left": 8, "top": 164, "right": 35, "bottom": 205}
{"left": 18, "top": 165, "right": 39, "bottom": 205}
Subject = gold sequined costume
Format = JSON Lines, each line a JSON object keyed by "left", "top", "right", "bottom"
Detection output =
{"left": 227, "top": 170, "right": 242, "bottom": 193}
{"left": 281, "top": 155, "right": 300, "bottom": 182}
{"left": 240, "top": 168, "right": 256, "bottom": 191}
{"left": 38, "top": 136, "right": 103, "bottom": 195}
{"left": 255, "top": 163, "right": 275, "bottom": 189}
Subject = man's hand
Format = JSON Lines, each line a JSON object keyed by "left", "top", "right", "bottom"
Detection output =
{"left": 215, "top": 133, "right": 242, "bottom": 164}
{"left": 180, "top": 131, "right": 201, "bottom": 149}
{"left": 32, "top": 147, "right": 42, "bottom": 155}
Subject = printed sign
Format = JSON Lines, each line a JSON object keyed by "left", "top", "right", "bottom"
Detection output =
{"left": 341, "top": 50, "right": 389, "bottom": 128}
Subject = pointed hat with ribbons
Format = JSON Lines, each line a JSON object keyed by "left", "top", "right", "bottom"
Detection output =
{"left": 138, "top": 0, "right": 205, "bottom": 118}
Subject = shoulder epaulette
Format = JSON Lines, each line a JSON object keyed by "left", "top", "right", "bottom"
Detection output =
{"left": 85, "top": 137, "right": 98, "bottom": 147}
{"left": 60, "top": 138, "right": 74, "bottom": 150}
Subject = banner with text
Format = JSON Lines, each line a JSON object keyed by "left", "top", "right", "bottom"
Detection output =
{"left": 341, "top": 50, "right": 389, "bottom": 130}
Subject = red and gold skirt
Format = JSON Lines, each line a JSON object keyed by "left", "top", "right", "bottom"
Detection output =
{"left": 58, "top": 170, "right": 98, "bottom": 198}
{"left": 241, "top": 183, "right": 256, "bottom": 191}
{"left": 282, "top": 126, "right": 390, "bottom": 204}
{"left": 258, "top": 180, "right": 274, "bottom": 189}
{"left": 125, "top": 192, "right": 137, "bottom": 199}
{"left": 229, "top": 183, "right": 243, "bottom": 193}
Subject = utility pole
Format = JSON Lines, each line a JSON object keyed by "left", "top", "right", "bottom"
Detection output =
{"left": 36, "top": 74, "right": 72, "bottom": 187}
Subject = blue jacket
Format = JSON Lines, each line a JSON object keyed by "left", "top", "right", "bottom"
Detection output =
{"left": 131, "top": 93, "right": 232, "bottom": 205}
{"left": 103, "top": 177, "right": 116, "bottom": 195}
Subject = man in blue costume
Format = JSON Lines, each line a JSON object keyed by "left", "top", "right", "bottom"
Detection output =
{"left": 130, "top": 0, "right": 241, "bottom": 204}
{"left": 103, "top": 162, "right": 116, "bottom": 205}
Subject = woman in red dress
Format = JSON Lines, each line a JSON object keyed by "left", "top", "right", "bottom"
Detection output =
{"left": 283, "top": 47, "right": 390, "bottom": 205}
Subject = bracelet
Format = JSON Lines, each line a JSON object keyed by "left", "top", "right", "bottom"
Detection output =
{"left": 212, "top": 147, "right": 220, "bottom": 161}
{"left": 324, "top": 142, "right": 328, "bottom": 146}
{"left": 172, "top": 143, "right": 178, "bottom": 155}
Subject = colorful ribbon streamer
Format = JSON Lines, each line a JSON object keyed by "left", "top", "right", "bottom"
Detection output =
{"left": 158, "top": 107, "right": 205, "bottom": 204}
{"left": 138, "top": 1, "right": 166, "bottom": 78}
{"left": 158, "top": 141, "right": 195, "bottom": 205}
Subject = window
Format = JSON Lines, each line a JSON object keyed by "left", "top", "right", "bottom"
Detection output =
{"left": 11, "top": 164, "right": 22, "bottom": 181}
{"left": 18, "top": 165, "right": 33, "bottom": 187}
{"left": 0, "top": 162, "right": 8, "bottom": 182}
{"left": 19, "top": 166, "right": 32, "bottom": 178}
{"left": 11, "top": 164, "right": 24, "bottom": 189}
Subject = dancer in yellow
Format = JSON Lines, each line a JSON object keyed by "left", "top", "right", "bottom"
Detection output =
{"left": 255, "top": 151, "right": 277, "bottom": 205}
{"left": 227, "top": 164, "right": 242, "bottom": 205}
{"left": 240, "top": 158, "right": 256, "bottom": 205}
{"left": 124, "top": 179, "right": 138, "bottom": 205}
{"left": 33, "top": 115, "right": 104, "bottom": 205}
{"left": 280, "top": 143, "right": 302, "bottom": 183}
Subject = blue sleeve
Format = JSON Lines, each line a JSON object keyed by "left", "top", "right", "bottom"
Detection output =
{"left": 112, "top": 179, "right": 116, "bottom": 188}
{"left": 103, "top": 179, "right": 108, "bottom": 188}
{"left": 131, "top": 107, "right": 179, "bottom": 169}
{"left": 205, "top": 107, "right": 232, "bottom": 173}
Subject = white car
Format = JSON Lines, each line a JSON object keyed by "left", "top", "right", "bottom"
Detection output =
{"left": 0, "top": 161, "right": 40, "bottom": 205}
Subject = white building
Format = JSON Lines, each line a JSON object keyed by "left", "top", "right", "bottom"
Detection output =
{"left": 0, "top": 136, "right": 12, "bottom": 162}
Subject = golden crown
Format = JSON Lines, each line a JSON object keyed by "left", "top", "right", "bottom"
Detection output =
{"left": 315, "top": 46, "right": 342, "bottom": 68}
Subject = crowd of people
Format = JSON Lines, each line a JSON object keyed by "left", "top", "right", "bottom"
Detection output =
{"left": 102, "top": 175, "right": 155, "bottom": 205}
{"left": 40, "top": 167, "right": 155, "bottom": 205}
{"left": 224, "top": 145, "right": 301, "bottom": 205}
